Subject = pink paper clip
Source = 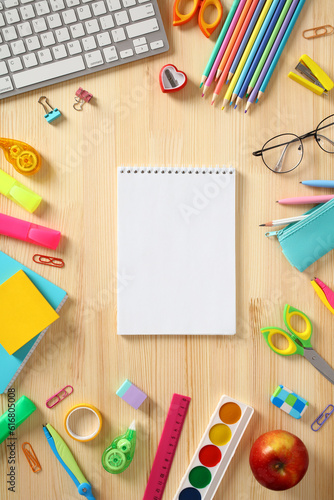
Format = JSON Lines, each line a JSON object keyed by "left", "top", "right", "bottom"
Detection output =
{"left": 46, "top": 385, "right": 74, "bottom": 409}
{"left": 74, "top": 87, "right": 93, "bottom": 111}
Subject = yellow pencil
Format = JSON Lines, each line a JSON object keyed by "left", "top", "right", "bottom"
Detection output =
{"left": 221, "top": 0, "right": 274, "bottom": 109}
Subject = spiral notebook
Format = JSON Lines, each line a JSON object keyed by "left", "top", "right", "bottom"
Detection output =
{"left": 117, "top": 166, "right": 236, "bottom": 335}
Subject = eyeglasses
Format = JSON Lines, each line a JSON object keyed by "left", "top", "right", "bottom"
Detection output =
{"left": 252, "top": 115, "right": 334, "bottom": 173}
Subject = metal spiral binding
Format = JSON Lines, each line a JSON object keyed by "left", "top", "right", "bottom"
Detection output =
{"left": 119, "top": 166, "right": 234, "bottom": 174}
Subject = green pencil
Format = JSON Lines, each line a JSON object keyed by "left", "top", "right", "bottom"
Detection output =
{"left": 200, "top": 0, "right": 242, "bottom": 88}
{"left": 246, "top": 0, "right": 293, "bottom": 95}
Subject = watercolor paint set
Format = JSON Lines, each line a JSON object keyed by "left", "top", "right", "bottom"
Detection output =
{"left": 173, "top": 395, "right": 254, "bottom": 500}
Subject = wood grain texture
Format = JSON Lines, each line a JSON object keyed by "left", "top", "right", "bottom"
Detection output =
{"left": 0, "top": 1, "right": 334, "bottom": 498}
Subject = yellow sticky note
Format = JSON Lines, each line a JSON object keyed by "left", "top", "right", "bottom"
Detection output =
{"left": 0, "top": 270, "right": 59, "bottom": 355}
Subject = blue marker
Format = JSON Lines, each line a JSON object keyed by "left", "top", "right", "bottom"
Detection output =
{"left": 301, "top": 180, "right": 334, "bottom": 188}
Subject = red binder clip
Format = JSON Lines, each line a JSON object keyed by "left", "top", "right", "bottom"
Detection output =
{"left": 74, "top": 88, "right": 93, "bottom": 111}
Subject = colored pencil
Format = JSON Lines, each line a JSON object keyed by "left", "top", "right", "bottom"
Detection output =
{"left": 256, "top": 0, "right": 307, "bottom": 103}
{"left": 301, "top": 181, "right": 334, "bottom": 188}
{"left": 200, "top": 0, "right": 241, "bottom": 88}
{"left": 260, "top": 214, "right": 309, "bottom": 226}
{"left": 245, "top": 0, "right": 299, "bottom": 113}
{"left": 277, "top": 195, "right": 334, "bottom": 205}
{"left": 234, "top": 0, "right": 286, "bottom": 107}
{"left": 226, "top": 0, "right": 267, "bottom": 83}
{"left": 216, "top": 0, "right": 257, "bottom": 82}
{"left": 220, "top": 0, "right": 275, "bottom": 108}
{"left": 202, "top": 0, "right": 248, "bottom": 96}
{"left": 245, "top": 0, "right": 293, "bottom": 97}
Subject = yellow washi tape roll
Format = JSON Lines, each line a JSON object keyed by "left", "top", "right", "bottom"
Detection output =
{"left": 64, "top": 404, "right": 102, "bottom": 442}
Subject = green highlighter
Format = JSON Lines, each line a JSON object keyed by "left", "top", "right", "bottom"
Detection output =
{"left": 102, "top": 421, "right": 136, "bottom": 474}
{"left": 0, "top": 395, "right": 36, "bottom": 444}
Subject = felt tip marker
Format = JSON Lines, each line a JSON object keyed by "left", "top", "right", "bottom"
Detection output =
{"left": 0, "top": 212, "right": 61, "bottom": 249}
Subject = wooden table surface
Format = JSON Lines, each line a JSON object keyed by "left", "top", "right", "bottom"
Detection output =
{"left": 0, "top": 1, "right": 334, "bottom": 499}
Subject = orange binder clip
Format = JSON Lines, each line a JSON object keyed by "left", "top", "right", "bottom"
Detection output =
{"left": 173, "top": 0, "right": 223, "bottom": 38}
{"left": 22, "top": 443, "right": 42, "bottom": 473}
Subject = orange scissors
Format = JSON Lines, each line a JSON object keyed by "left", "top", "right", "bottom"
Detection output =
{"left": 173, "top": 0, "right": 223, "bottom": 38}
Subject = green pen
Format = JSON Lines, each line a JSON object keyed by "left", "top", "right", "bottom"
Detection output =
{"left": 102, "top": 421, "right": 136, "bottom": 474}
{"left": 200, "top": 0, "right": 241, "bottom": 88}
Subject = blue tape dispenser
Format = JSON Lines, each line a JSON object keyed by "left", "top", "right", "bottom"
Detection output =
{"left": 38, "top": 96, "right": 61, "bottom": 123}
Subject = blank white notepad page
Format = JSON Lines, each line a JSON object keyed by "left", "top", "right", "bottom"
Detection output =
{"left": 117, "top": 166, "right": 235, "bottom": 335}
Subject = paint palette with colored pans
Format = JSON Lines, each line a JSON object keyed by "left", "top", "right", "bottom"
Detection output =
{"left": 173, "top": 396, "right": 254, "bottom": 500}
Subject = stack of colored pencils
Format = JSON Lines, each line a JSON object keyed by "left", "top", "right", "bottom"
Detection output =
{"left": 200, "top": 0, "right": 307, "bottom": 112}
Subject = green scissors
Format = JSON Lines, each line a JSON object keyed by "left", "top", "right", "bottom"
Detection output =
{"left": 261, "top": 304, "right": 334, "bottom": 385}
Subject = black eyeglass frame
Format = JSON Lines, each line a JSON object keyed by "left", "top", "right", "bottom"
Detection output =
{"left": 252, "top": 114, "right": 334, "bottom": 174}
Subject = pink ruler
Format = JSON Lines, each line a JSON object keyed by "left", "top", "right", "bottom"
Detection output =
{"left": 143, "top": 393, "right": 191, "bottom": 500}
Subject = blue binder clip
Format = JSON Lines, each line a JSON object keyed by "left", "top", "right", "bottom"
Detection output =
{"left": 38, "top": 96, "right": 61, "bottom": 123}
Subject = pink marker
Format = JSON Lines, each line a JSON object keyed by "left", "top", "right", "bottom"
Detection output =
{"left": 277, "top": 195, "right": 334, "bottom": 205}
{"left": 0, "top": 213, "right": 61, "bottom": 249}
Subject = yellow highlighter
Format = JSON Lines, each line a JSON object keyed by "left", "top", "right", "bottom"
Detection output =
{"left": 311, "top": 278, "right": 334, "bottom": 316}
{"left": 288, "top": 54, "right": 334, "bottom": 96}
{"left": 0, "top": 169, "right": 42, "bottom": 213}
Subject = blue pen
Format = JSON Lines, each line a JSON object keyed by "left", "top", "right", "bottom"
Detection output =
{"left": 43, "top": 424, "right": 96, "bottom": 500}
{"left": 230, "top": 0, "right": 282, "bottom": 103}
{"left": 235, "top": 0, "right": 286, "bottom": 106}
{"left": 301, "top": 180, "right": 334, "bottom": 188}
{"left": 227, "top": 0, "right": 267, "bottom": 83}
{"left": 256, "top": 0, "right": 307, "bottom": 102}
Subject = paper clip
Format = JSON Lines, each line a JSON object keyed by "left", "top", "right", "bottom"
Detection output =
{"left": 303, "top": 25, "right": 334, "bottom": 40}
{"left": 33, "top": 254, "right": 65, "bottom": 268}
{"left": 38, "top": 96, "right": 62, "bottom": 123}
{"left": 22, "top": 443, "right": 42, "bottom": 473}
{"left": 46, "top": 385, "right": 74, "bottom": 409}
{"left": 74, "top": 87, "right": 93, "bottom": 111}
{"left": 311, "top": 404, "right": 334, "bottom": 431}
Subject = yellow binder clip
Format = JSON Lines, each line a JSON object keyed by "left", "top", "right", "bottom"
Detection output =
{"left": 288, "top": 54, "right": 334, "bottom": 96}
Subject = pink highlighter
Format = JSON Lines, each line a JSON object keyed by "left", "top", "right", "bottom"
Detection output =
{"left": 0, "top": 213, "right": 61, "bottom": 249}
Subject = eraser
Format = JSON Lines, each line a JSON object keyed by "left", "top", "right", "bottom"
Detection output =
{"left": 116, "top": 379, "right": 147, "bottom": 410}
{"left": 271, "top": 385, "right": 309, "bottom": 419}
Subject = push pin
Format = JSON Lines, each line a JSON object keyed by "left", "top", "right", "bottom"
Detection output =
{"left": 73, "top": 87, "right": 93, "bottom": 111}
{"left": 38, "top": 96, "right": 61, "bottom": 123}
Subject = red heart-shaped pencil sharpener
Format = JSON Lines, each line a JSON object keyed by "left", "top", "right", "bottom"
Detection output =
{"left": 159, "top": 64, "right": 187, "bottom": 93}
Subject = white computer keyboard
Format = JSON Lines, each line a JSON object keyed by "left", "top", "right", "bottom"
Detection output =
{"left": 0, "top": 0, "right": 169, "bottom": 98}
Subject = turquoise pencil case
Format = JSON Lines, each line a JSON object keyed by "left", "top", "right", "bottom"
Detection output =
{"left": 266, "top": 198, "right": 334, "bottom": 272}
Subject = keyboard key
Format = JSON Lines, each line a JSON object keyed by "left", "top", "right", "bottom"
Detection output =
{"left": 92, "top": 1, "right": 106, "bottom": 15}
{"left": 62, "top": 8, "right": 76, "bottom": 23}
{"left": 115, "top": 10, "right": 128, "bottom": 25}
{"left": 11, "top": 39, "right": 25, "bottom": 55}
{"left": 100, "top": 14, "right": 113, "bottom": 29}
{"left": 0, "top": 60, "right": 7, "bottom": 74}
{"left": 85, "top": 18, "right": 99, "bottom": 34}
{"left": 18, "top": 22, "right": 32, "bottom": 37}
{"left": 50, "top": 0, "right": 65, "bottom": 11}
{"left": 32, "top": 18, "right": 47, "bottom": 32}
{"left": 70, "top": 22, "right": 85, "bottom": 38}
{"left": 84, "top": 49, "right": 103, "bottom": 67}
{"left": 133, "top": 36, "right": 146, "bottom": 46}
{"left": 0, "top": 13, "right": 4, "bottom": 27}
{"left": 138, "top": 0, "right": 150, "bottom": 2}
{"left": 103, "top": 45, "right": 118, "bottom": 62}
{"left": 5, "top": 0, "right": 19, "bottom": 7}
{"left": 66, "top": 0, "right": 79, "bottom": 6}
{"left": 78, "top": 5, "right": 91, "bottom": 20}
{"left": 20, "top": 0, "right": 35, "bottom": 3}
{"left": 53, "top": 44, "right": 67, "bottom": 59}
{"left": 126, "top": 18, "right": 158, "bottom": 38}
{"left": 150, "top": 39, "right": 163, "bottom": 49}
{"left": 55, "top": 27, "right": 70, "bottom": 41}
{"left": 97, "top": 31, "right": 110, "bottom": 46}
{"left": 20, "top": 4, "right": 35, "bottom": 19}
{"left": 67, "top": 39, "right": 81, "bottom": 54}
{"left": 129, "top": 3, "right": 154, "bottom": 22}
{"left": 13, "top": 55, "right": 85, "bottom": 88}
{"left": 0, "top": 2, "right": 3, "bottom": 9}
{"left": 38, "top": 48, "right": 52, "bottom": 63}
{"left": 111, "top": 27, "right": 125, "bottom": 42}
{"left": 122, "top": 0, "right": 136, "bottom": 6}
{"left": 47, "top": 13, "right": 62, "bottom": 28}
{"left": 5, "top": 8, "right": 20, "bottom": 23}
{"left": 0, "top": 75, "right": 13, "bottom": 93}
{"left": 134, "top": 43, "right": 148, "bottom": 54}
{"left": 23, "top": 52, "right": 37, "bottom": 68}
{"left": 26, "top": 35, "right": 40, "bottom": 50}
{"left": 3, "top": 27, "right": 17, "bottom": 41}
{"left": 8, "top": 56, "right": 22, "bottom": 71}
{"left": 41, "top": 32, "right": 56, "bottom": 46}
{"left": 35, "top": 1, "right": 50, "bottom": 15}
{"left": 120, "top": 48, "right": 133, "bottom": 58}
{"left": 107, "top": 0, "right": 121, "bottom": 11}
{"left": 82, "top": 35, "right": 96, "bottom": 50}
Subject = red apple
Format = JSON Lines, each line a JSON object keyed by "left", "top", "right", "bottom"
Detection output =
{"left": 249, "top": 430, "right": 309, "bottom": 491}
